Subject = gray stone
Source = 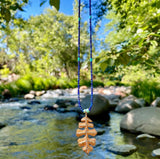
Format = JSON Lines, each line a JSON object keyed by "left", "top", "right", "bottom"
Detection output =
{"left": 152, "top": 148, "right": 160, "bottom": 157}
{"left": 115, "top": 95, "right": 143, "bottom": 113}
{"left": 136, "top": 134, "right": 156, "bottom": 140}
{"left": 120, "top": 107, "right": 160, "bottom": 136}
{"left": 104, "top": 94, "right": 120, "bottom": 110}
{"left": 107, "top": 144, "right": 137, "bottom": 156}
{"left": 151, "top": 97, "right": 160, "bottom": 107}
{"left": 80, "top": 94, "right": 110, "bottom": 119}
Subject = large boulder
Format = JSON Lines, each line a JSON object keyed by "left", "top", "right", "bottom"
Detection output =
{"left": 115, "top": 95, "right": 145, "bottom": 113}
{"left": 104, "top": 94, "right": 121, "bottom": 110}
{"left": 80, "top": 94, "right": 110, "bottom": 120}
{"left": 120, "top": 107, "right": 160, "bottom": 136}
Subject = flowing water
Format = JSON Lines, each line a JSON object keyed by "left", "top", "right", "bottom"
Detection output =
{"left": 0, "top": 99, "right": 159, "bottom": 159}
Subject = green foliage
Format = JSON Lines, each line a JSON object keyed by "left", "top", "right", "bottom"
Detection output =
{"left": 15, "top": 78, "right": 32, "bottom": 94}
{"left": 0, "top": 65, "right": 11, "bottom": 77}
{"left": 131, "top": 78, "right": 160, "bottom": 104}
{"left": 97, "top": 0, "right": 160, "bottom": 74}
{"left": 49, "top": 0, "right": 60, "bottom": 10}
{"left": 0, "top": 0, "right": 61, "bottom": 27}
{"left": 1, "top": 5, "right": 89, "bottom": 79}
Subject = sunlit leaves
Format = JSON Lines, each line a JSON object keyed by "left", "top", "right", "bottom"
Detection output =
{"left": 98, "top": 0, "right": 160, "bottom": 74}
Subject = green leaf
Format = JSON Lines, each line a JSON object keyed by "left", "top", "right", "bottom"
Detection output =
{"left": 95, "top": 57, "right": 100, "bottom": 63}
{"left": 22, "top": 0, "right": 29, "bottom": 3}
{"left": 150, "top": 40, "right": 158, "bottom": 47}
{"left": 5, "top": 9, "right": 11, "bottom": 22}
{"left": 49, "top": 0, "right": 60, "bottom": 11}
{"left": 100, "top": 62, "right": 108, "bottom": 72}
{"left": 40, "top": 0, "right": 47, "bottom": 7}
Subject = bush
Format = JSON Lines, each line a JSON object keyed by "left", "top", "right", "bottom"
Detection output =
{"left": 15, "top": 78, "right": 32, "bottom": 94}
{"left": 131, "top": 79, "right": 160, "bottom": 104}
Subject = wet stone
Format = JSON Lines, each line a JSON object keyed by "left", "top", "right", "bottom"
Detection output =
{"left": 0, "top": 123, "right": 7, "bottom": 129}
{"left": 27, "top": 100, "right": 41, "bottom": 105}
{"left": 9, "top": 98, "right": 20, "bottom": 102}
{"left": 136, "top": 134, "right": 156, "bottom": 140}
{"left": 20, "top": 106, "right": 31, "bottom": 110}
{"left": 152, "top": 148, "right": 160, "bottom": 157}
{"left": 107, "top": 144, "right": 137, "bottom": 156}
{"left": 97, "top": 129, "right": 106, "bottom": 135}
{"left": 44, "top": 105, "right": 56, "bottom": 111}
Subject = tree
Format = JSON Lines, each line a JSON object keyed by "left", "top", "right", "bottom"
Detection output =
{"left": 96, "top": 0, "right": 160, "bottom": 77}
{"left": 1, "top": 1, "right": 90, "bottom": 78}
{"left": 0, "top": 0, "right": 60, "bottom": 28}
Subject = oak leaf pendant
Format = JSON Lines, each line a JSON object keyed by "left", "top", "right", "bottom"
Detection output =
{"left": 76, "top": 113, "right": 97, "bottom": 155}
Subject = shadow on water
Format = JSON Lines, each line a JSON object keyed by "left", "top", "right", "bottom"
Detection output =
{"left": 0, "top": 101, "right": 159, "bottom": 159}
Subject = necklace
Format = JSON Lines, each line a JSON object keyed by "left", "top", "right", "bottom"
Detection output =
{"left": 76, "top": 0, "right": 97, "bottom": 155}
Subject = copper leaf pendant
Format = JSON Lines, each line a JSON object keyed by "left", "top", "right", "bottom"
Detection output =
{"left": 76, "top": 113, "right": 97, "bottom": 155}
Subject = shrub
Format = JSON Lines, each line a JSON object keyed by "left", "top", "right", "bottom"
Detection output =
{"left": 131, "top": 79, "right": 160, "bottom": 104}
{"left": 15, "top": 78, "right": 32, "bottom": 94}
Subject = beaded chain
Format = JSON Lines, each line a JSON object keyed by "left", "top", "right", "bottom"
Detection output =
{"left": 78, "top": 0, "right": 93, "bottom": 113}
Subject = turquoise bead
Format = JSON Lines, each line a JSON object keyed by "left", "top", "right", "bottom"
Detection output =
{"left": 83, "top": 109, "right": 90, "bottom": 113}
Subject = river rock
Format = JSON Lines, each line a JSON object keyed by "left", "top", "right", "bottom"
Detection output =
{"left": 27, "top": 100, "right": 41, "bottom": 105}
{"left": 29, "top": 90, "right": 36, "bottom": 95}
{"left": 96, "top": 128, "right": 106, "bottom": 135}
{"left": 136, "top": 134, "right": 156, "bottom": 140}
{"left": 104, "top": 94, "right": 121, "bottom": 110}
{"left": 80, "top": 94, "right": 110, "bottom": 120}
{"left": 107, "top": 144, "right": 137, "bottom": 156}
{"left": 44, "top": 105, "right": 56, "bottom": 111}
{"left": 0, "top": 123, "right": 7, "bottom": 129}
{"left": 151, "top": 97, "right": 160, "bottom": 107}
{"left": 20, "top": 106, "right": 31, "bottom": 110}
{"left": 115, "top": 95, "right": 143, "bottom": 113}
{"left": 35, "top": 90, "right": 45, "bottom": 96}
{"left": 80, "top": 86, "right": 87, "bottom": 91}
{"left": 120, "top": 107, "right": 160, "bottom": 136}
{"left": 152, "top": 148, "right": 160, "bottom": 157}
{"left": 9, "top": 98, "right": 19, "bottom": 102}
{"left": 24, "top": 94, "right": 35, "bottom": 99}
{"left": 41, "top": 90, "right": 60, "bottom": 98}
{"left": 55, "top": 99, "right": 76, "bottom": 108}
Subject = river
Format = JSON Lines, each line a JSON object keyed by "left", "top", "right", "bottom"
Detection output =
{"left": 0, "top": 98, "right": 159, "bottom": 159}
